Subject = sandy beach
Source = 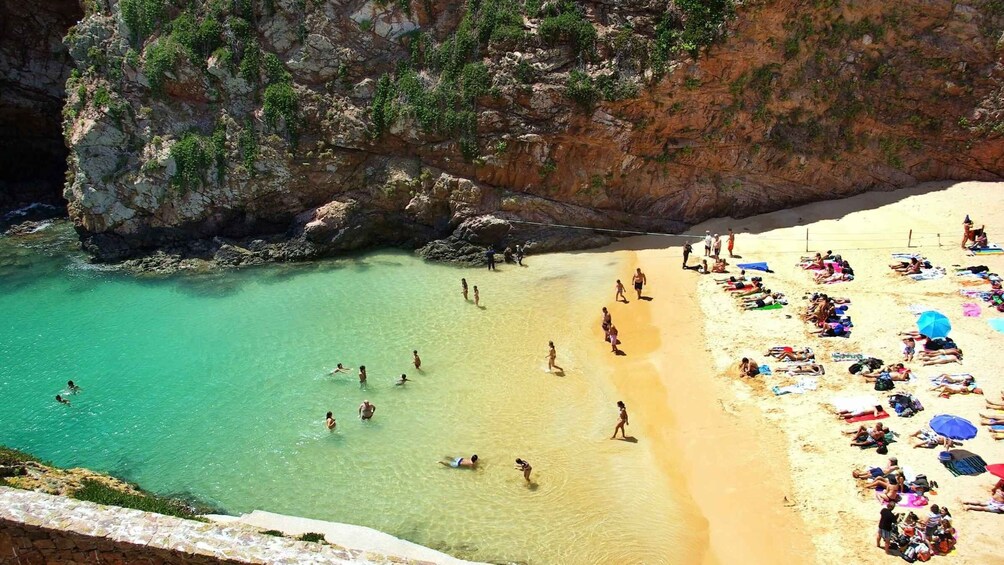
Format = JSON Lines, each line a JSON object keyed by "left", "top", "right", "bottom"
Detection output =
{"left": 595, "top": 181, "right": 1003, "bottom": 564}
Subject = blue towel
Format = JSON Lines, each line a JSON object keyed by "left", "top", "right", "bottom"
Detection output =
{"left": 991, "top": 424, "right": 1004, "bottom": 432}
{"left": 990, "top": 319, "right": 1004, "bottom": 334}
{"left": 737, "top": 262, "right": 771, "bottom": 272}
{"left": 759, "top": 364, "right": 772, "bottom": 376}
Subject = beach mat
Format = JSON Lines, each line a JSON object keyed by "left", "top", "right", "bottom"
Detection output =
{"left": 896, "top": 492, "right": 930, "bottom": 508}
{"left": 759, "top": 364, "right": 772, "bottom": 376}
{"left": 737, "top": 262, "right": 772, "bottom": 272}
{"left": 943, "top": 455, "right": 987, "bottom": 477}
{"left": 990, "top": 319, "right": 1004, "bottom": 334}
{"left": 845, "top": 411, "right": 890, "bottom": 423}
{"left": 990, "top": 424, "right": 1004, "bottom": 432}
{"left": 753, "top": 303, "right": 784, "bottom": 311}
{"left": 831, "top": 352, "right": 864, "bottom": 362}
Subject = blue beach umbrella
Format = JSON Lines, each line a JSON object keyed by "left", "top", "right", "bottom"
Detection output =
{"left": 917, "top": 310, "right": 952, "bottom": 338}
{"left": 929, "top": 414, "right": 977, "bottom": 440}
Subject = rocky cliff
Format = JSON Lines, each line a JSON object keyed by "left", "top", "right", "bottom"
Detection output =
{"left": 49, "top": 0, "right": 1004, "bottom": 265}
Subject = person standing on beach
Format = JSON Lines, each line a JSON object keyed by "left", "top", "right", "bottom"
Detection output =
{"left": 515, "top": 459, "right": 532, "bottom": 483}
{"left": 611, "top": 401, "right": 628, "bottom": 439}
{"left": 358, "top": 365, "right": 367, "bottom": 386}
{"left": 727, "top": 228, "right": 736, "bottom": 257}
{"left": 712, "top": 234, "right": 722, "bottom": 258}
{"left": 359, "top": 400, "right": 376, "bottom": 420}
{"left": 682, "top": 242, "right": 692, "bottom": 269}
{"left": 632, "top": 268, "right": 647, "bottom": 300}
{"left": 461, "top": 278, "right": 469, "bottom": 300}
{"left": 703, "top": 230, "right": 712, "bottom": 256}
{"left": 607, "top": 324, "right": 620, "bottom": 353}
{"left": 413, "top": 350, "right": 422, "bottom": 371}
{"left": 962, "top": 216, "right": 973, "bottom": 249}
{"left": 615, "top": 280, "right": 627, "bottom": 303}
{"left": 601, "top": 307, "right": 612, "bottom": 334}
{"left": 547, "top": 341, "right": 564, "bottom": 373}
{"left": 325, "top": 412, "right": 337, "bottom": 430}
{"left": 515, "top": 244, "right": 524, "bottom": 265}
{"left": 877, "top": 500, "right": 896, "bottom": 554}
{"left": 485, "top": 247, "right": 496, "bottom": 271}
{"left": 474, "top": 285, "right": 480, "bottom": 306}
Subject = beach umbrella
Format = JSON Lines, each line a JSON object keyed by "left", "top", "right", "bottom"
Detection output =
{"left": 917, "top": 310, "right": 952, "bottom": 338}
{"left": 929, "top": 414, "right": 977, "bottom": 440}
{"left": 988, "top": 464, "right": 1004, "bottom": 479}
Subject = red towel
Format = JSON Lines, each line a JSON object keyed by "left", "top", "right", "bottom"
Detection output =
{"left": 845, "top": 411, "right": 890, "bottom": 423}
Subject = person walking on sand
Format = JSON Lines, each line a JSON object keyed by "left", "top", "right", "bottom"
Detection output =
{"left": 358, "top": 365, "right": 367, "bottom": 385}
{"left": 712, "top": 233, "right": 722, "bottom": 258}
{"left": 727, "top": 228, "right": 736, "bottom": 257}
{"left": 632, "top": 268, "right": 647, "bottom": 299}
{"left": 615, "top": 280, "right": 627, "bottom": 303}
{"left": 359, "top": 400, "right": 376, "bottom": 420}
{"left": 547, "top": 341, "right": 564, "bottom": 373}
{"left": 607, "top": 324, "right": 620, "bottom": 353}
{"left": 682, "top": 242, "right": 692, "bottom": 269}
{"left": 485, "top": 247, "right": 496, "bottom": 271}
{"left": 877, "top": 500, "right": 897, "bottom": 554}
{"left": 325, "top": 411, "right": 337, "bottom": 430}
{"left": 413, "top": 350, "right": 422, "bottom": 371}
{"left": 474, "top": 285, "right": 480, "bottom": 306}
{"left": 611, "top": 401, "right": 628, "bottom": 439}
{"left": 703, "top": 230, "right": 712, "bottom": 256}
{"left": 515, "top": 459, "right": 532, "bottom": 483}
{"left": 601, "top": 307, "right": 612, "bottom": 334}
{"left": 461, "top": 278, "right": 469, "bottom": 300}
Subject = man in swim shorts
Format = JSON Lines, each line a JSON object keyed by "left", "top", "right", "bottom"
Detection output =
{"left": 359, "top": 400, "right": 376, "bottom": 420}
{"left": 727, "top": 228, "right": 735, "bottom": 257}
{"left": 704, "top": 230, "right": 712, "bottom": 256}
{"left": 632, "top": 268, "right": 647, "bottom": 299}
{"left": 440, "top": 455, "right": 478, "bottom": 468}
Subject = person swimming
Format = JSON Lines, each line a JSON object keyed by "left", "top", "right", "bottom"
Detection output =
{"left": 359, "top": 400, "right": 376, "bottom": 420}
{"left": 66, "top": 380, "right": 81, "bottom": 394}
{"left": 55, "top": 395, "right": 70, "bottom": 405}
{"left": 413, "top": 350, "right": 422, "bottom": 370}
{"left": 330, "top": 363, "right": 350, "bottom": 374}
{"left": 395, "top": 374, "right": 409, "bottom": 386}
{"left": 440, "top": 454, "right": 478, "bottom": 468}
{"left": 515, "top": 458, "right": 532, "bottom": 483}
{"left": 325, "top": 411, "right": 336, "bottom": 430}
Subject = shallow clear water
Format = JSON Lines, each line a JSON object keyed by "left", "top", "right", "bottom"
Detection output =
{"left": 0, "top": 224, "right": 685, "bottom": 564}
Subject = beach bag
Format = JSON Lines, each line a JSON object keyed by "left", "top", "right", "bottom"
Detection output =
{"left": 911, "top": 474, "right": 930, "bottom": 492}
{"left": 910, "top": 397, "right": 924, "bottom": 413}
{"left": 849, "top": 357, "right": 882, "bottom": 374}
{"left": 875, "top": 375, "right": 895, "bottom": 391}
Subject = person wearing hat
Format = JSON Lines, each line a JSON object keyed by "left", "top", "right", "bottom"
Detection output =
{"left": 703, "top": 230, "right": 712, "bottom": 256}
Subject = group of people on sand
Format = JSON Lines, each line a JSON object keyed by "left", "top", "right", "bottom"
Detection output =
{"left": 484, "top": 244, "right": 528, "bottom": 271}
{"left": 717, "top": 271, "right": 787, "bottom": 311}
{"left": 682, "top": 229, "right": 736, "bottom": 273}
{"left": 802, "top": 251, "right": 855, "bottom": 284}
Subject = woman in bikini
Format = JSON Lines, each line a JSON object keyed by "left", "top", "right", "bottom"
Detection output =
{"left": 325, "top": 412, "right": 337, "bottom": 430}
{"left": 962, "top": 488, "right": 1004, "bottom": 513}
{"left": 611, "top": 401, "right": 629, "bottom": 439}
{"left": 461, "top": 278, "right": 468, "bottom": 300}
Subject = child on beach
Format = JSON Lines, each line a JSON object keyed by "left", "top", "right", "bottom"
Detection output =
{"left": 607, "top": 324, "right": 620, "bottom": 353}
{"left": 739, "top": 358, "right": 760, "bottom": 378}
{"left": 902, "top": 338, "right": 915, "bottom": 362}
{"left": 615, "top": 280, "right": 627, "bottom": 302}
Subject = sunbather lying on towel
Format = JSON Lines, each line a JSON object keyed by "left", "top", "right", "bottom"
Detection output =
{"left": 715, "top": 271, "right": 747, "bottom": 284}
{"left": 910, "top": 428, "right": 955, "bottom": 449}
{"left": 711, "top": 258, "right": 728, "bottom": 273}
{"left": 933, "top": 373, "right": 974, "bottom": 385}
{"left": 861, "top": 364, "right": 913, "bottom": 382}
{"left": 920, "top": 348, "right": 963, "bottom": 365}
{"left": 813, "top": 264, "right": 837, "bottom": 282}
{"left": 786, "top": 363, "right": 824, "bottom": 375}
{"left": 931, "top": 382, "right": 981, "bottom": 397}
{"left": 852, "top": 457, "right": 899, "bottom": 479}
{"left": 891, "top": 257, "right": 925, "bottom": 274}
{"left": 815, "top": 323, "right": 848, "bottom": 337}
{"left": 846, "top": 422, "right": 888, "bottom": 446}
{"left": 962, "top": 488, "right": 1004, "bottom": 513}
{"left": 768, "top": 348, "right": 814, "bottom": 362}
{"left": 742, "top": 293, "right": 785, "bottom": 310}
{"left": 803, "top": 253, "right": 825, "bottom": 270}
{"left": 821, "top": 271, "right": 853, "bottom": 284}
{"left": 835, "top": 404, "right": 886, "bottom": 419}
{"left": 979, "top": 414, "right": 1004, "bottom": 425}
{"left": 990, "top": 430, "right": 1004, "bottom": 441}
{"left": 986, "top": 393, "right": 1004, "bottom": 410}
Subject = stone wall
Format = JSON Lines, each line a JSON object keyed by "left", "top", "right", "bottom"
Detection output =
{"left": 0, "top": 487, "right": 430, "bottom": 564}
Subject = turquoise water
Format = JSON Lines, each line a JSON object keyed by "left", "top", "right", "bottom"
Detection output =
{"left": 0, "top": 224, "right": 684, "bottom": 564}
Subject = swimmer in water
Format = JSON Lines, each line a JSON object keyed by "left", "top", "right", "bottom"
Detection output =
{"left": 474, "top": 285, "right": 480, "bottom": 307}
{"left": 358, "top": 365, "right": 367, "bottom": 385}
{"left": 66, "top": 380, "right": 81, "bottom": 394}
{"left": 515, "top": 458, "right": 532, "bottom": 483}
{"left": 330, "top": 363, "right": 350, "bottom": 375}
{"left": 325, "top": 411, "right": 336, "bottom": 430}
{"left": 396, "top": 374, "right": 409, "bottom": 386}
{"left": 439, "top": 454, "right": 478, "bottom": 468}
{"left": 55, "top": 395, "right": 70, "bottom": 405}
{"left": 359, "top": 400, "right": 376, "bottom": 420}
{"left": 547, "top": 341, "right": 564, "bottom": 373}
{"left": 413, "top": 350, "right": 422, "bottom": 371}
{"left": 461, "top": 278, "right": 469, "bottom": 300}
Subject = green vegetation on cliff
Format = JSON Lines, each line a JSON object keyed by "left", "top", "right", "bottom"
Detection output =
{"left": 169, "top": 128, "right": 226, "bottom": 190}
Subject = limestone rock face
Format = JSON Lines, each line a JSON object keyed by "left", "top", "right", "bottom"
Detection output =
{"left": 32, "top": 0, "right": 1004, "bottom": 265}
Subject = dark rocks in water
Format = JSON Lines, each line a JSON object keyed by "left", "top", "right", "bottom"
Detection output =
{"left": 0, "top": 203, "right": 65, "bottom": 233}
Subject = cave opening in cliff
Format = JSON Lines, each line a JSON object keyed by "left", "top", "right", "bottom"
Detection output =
{"left": 0, "top": 0, "right": 84, "bottom": 223}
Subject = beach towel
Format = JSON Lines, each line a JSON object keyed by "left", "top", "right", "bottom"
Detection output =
{"left": 908, "top": 304, "right": 934, "bottom": 316}
{"left": 831, "top": 352, "right": 864, "bottom": 362}
{"left": 759, "top": 364, "right": 773, "bottom": 376}
{"left": 845, "top": 411, "right": 890, "bottom": 423}
{"left": 831, "top": 395, "right": 878, "bottom": 413}
{"left": 970, "top": 248, "right": 1004, "bottom": 256}
{"left": 771, "top": 378, "right": 817, "bottom": 396}
{"left": 909, "top": 268, "right": 946, "bottom": 281}
{"left": 943, "top": 455, "right": 987, "bottom": 477}
{"left": 895, "top": 492, "right": 930, "bottom": 508}
{"left": 990, "top": 319, "right": 1004, "bottom": 334}
{"left": 892, "top": 253, "right": 924, "bottom": 260}
{"left": 989, "top": 424, "right": 1004, "bottom": 432}
{"left": 737, "top": 262, "right": 772, "bottom": 272}
{"left": 963, "top": 303, "right": 981, "bottom": 317}
{"left": 753, "top": 303, "right": 784, "bottom": 311}
{"left": 930, "top": 374, "right": 973, "bottom": 386}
